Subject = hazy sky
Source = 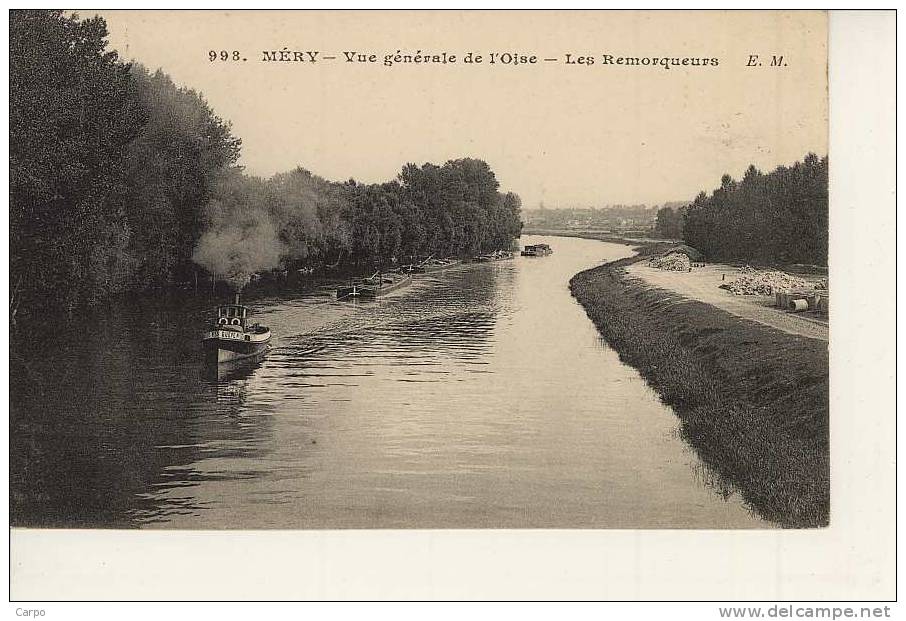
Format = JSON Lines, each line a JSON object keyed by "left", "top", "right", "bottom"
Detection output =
{"left": 97, "top": 10, "right": 827, "bottom": 207}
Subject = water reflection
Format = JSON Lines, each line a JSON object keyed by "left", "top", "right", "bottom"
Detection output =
{"left": 203, "top": 354, "right": 268, "bottom": 383}
{"left": 10, "top": 236, "right": 770, "bottom": 529}
{"left": 10, "top": 294, "right": 277, "bottom": 527}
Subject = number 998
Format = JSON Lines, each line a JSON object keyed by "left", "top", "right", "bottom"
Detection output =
{"left": 209, "top": 51, "right": 241, "bottom": 62}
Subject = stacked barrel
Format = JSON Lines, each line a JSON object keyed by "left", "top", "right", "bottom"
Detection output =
{"left": 775, "top": 289, "right": 829, "bottom": 316}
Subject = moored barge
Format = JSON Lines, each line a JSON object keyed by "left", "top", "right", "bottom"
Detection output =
{"left": 337, "top": 271, "right": 412, "bottom": 299}
{"left": 402, "top": 257, "right": 463, "bottom": 274}
{"left": 474, "top": 250, "right": 515, "bottom": 262}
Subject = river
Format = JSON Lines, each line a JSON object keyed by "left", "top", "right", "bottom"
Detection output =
{"left": 10, "top": 235, "right": 768, "bottom": 528}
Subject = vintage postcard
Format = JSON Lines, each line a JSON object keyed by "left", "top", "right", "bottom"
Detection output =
{"left": 7, "top": 7, "right": 895, "bottom": 604}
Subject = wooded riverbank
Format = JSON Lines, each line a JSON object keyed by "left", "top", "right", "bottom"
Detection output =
{"left": 10, "top": 11, "right": 522, "bottom": 318}
{"left": 570, "top": 253, "right": 829, "bottom": 527}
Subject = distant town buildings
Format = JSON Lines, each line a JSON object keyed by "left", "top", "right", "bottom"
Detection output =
{"left": 523, "top": 202, "right": 688, "bottom": 235}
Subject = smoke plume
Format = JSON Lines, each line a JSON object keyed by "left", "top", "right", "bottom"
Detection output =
{"left": 193, "top": 213, "right": 284, "bottom": 291}
{"left": 192, "top": 167, "right": 348, "bottom": 290}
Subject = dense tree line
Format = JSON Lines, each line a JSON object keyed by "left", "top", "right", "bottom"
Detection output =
{"left": 11, "top": 10, "right": 240, "bottom": 314}
{"left": 652, "top": 204, "right": 688, "bottom": 239}
{"left": 10, "top": 10, "right": 522, "bottom": 317}
{"left": 682, "top": 154, "right": 828, "bottom": 265}
{"left": 11, "top": 10, "right": 141, "bottom": 313}
{"left": 193, "top": 159, "right": 522, "bottom": 285}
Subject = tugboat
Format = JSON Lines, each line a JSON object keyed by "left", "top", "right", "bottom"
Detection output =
{"left": 203, "top": 294, "right": 272, "bottom": 365}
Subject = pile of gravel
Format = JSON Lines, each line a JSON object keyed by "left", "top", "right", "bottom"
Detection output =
{"left": 649, "top": 252, "right": 691, "bottom": 271}
{"left": 721, "top": 271, "right": 810, "bottom": 295}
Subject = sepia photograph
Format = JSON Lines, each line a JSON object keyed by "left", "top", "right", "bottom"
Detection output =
{"left": 9, "top": 8, "right": 829, "bottom": 529}
{"left": 6, "top": 7, "right": 896, "bottom": 605}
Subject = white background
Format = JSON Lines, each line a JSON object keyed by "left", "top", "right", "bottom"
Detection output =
{"left": 3, "top": 5, "right": 898, "bottom": 616}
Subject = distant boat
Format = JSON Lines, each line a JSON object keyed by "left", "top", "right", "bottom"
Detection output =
{"left": 337, "top": 271, "right": 412, "bottom": 299}
{"left": 521, "top": 244, "right": 553, "bottom": 257}
{"left": 202, "top": 294, "right": 271, "bottom": 364}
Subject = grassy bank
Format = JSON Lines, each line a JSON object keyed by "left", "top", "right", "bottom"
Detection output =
{"left": 570, "top": 256, "right": 829, "bottom": 527}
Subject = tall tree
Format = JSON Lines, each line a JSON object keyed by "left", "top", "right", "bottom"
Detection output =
{"left": 122, "top": 65, "right": 241, "bottom": 288}
{"left": 10, "top": 10, "right": 144, "bottom": 311}
{"left": 683, "top": 154, "right": 828, "bottom": 265}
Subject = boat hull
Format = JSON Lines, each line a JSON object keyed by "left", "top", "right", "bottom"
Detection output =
{"left": 407, "top": 259, "right": 463, "bottom": 274}
{"left": 337, "top": 274, "right": 411, "bottom": 299}
{"left": 475, "top": 252, "right": 515, "bottom": 262}
{"left": 203, "top": 331, "right": 272, "bottom": 365}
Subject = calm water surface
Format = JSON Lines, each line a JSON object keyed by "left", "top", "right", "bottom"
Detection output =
{"left": 11, "top": 236, "right": 768, "bottom": 528}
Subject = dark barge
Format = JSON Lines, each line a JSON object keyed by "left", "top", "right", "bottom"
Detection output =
{"left": 521, "top": 243, "right": 553, "bottom": 257}
{"left": 336, "top": 272, "right": 412, "bottom": 299}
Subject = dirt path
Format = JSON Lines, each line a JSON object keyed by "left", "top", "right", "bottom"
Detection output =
{"left": 625, "top": 263, "right": 829, "bottom": 342}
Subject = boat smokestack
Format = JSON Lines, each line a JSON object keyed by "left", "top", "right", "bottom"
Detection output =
{"left": 234, "top": 292, "right": 240, "bottom": 306}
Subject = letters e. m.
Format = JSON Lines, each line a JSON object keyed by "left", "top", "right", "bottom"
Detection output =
{"left": 747, "top": 54, "right": 788, "bottom": 68}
